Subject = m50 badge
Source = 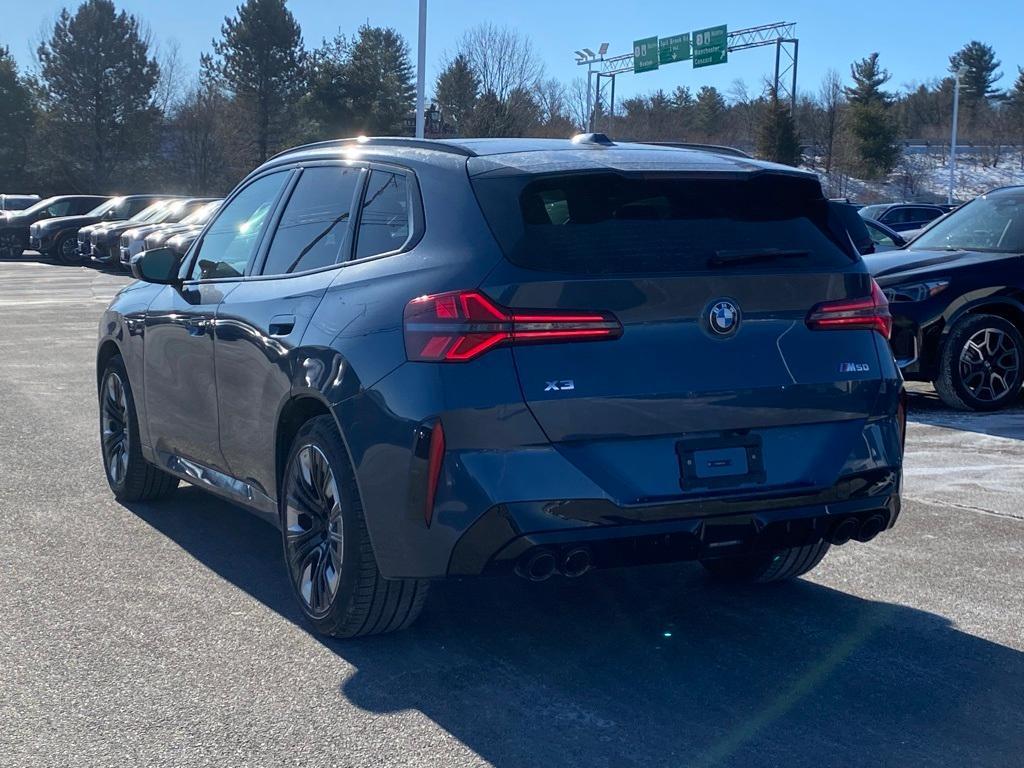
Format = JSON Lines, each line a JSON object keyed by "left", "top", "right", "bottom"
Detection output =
{"left": 839, "top": 362, "right": 871, "bottom": 373}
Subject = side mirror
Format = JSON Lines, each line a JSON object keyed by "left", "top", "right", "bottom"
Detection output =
{"left": 131, "top": 247, "right": 181, "bottom": 285}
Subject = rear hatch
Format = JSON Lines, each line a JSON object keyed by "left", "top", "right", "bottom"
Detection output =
{"left": 469, "top": 164, "right": 888, "bottom": 500}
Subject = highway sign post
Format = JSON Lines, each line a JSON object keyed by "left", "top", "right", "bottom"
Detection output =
{"left": 633, "top": 36, "right": 659, "bottom": 73}
{"left": 659, "top": 33, "right": 690, "bottom": 65}
{"left": 692, "top": 24, "right": 728, "bottom": 68}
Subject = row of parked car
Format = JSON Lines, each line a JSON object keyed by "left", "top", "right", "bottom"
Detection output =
{"left": 0, "top": 193, "right": 222, "bottom": 269}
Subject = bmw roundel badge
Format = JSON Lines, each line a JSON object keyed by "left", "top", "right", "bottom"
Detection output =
{"left": 706, "top": 299, "right": 741, "bottom": 337}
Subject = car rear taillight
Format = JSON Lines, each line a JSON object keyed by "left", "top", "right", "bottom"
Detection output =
{"left": 404, "top": 290, "right": 622, "bottom": 362}
{"left": 806, "top": 279, "right": 892, "bottom": 339}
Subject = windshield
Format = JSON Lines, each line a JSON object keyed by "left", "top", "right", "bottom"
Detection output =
{"left": 180, "top": 200, "right": 221, "bottom": 226}
{"left": 19, "top": 197, "right": 62, "bottom": 216}
{"left": 86, "top": 197, "right": 124, "bottom": 217}
{"left": 148, "top": 200, "right": 192, "bottom": 224}
{"left": 910, "top": 190, "right": 1024, "bottom": 253}
{"left": 129, "top": 201, "right": 171, "bottom": 223}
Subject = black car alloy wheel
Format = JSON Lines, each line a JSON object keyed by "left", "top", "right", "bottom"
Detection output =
{"left": 101, "top": 370, "right": 130, "bottom": 487}
{"left": 58, "top": 235, "right": 79, "bottom": 262}
{"left": 0, "top": 230, "right": 24, "bottom": 259}
{"left": 958, "top": 327, "right": 1021, "bottom": 403}
{"left": 284, "top": 444, "right": 344, "bottom": 617}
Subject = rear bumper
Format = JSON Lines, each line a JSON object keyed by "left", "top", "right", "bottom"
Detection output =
{"left": 448, "top": 470, "right": 900, "bottom": 576}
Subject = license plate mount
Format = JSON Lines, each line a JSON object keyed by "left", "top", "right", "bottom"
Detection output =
{"left": 677, "top": 433, "right": 766, "bottom": 490}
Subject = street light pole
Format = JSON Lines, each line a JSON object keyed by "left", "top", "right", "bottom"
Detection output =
{"left": 575, "top": 44, "right": 608, "bottom": 133}
{"left": 415, "top": 0, "right": 427, "bottom": 139}
{"left": 948, "top": 66, "right": 965, "bottom": 205}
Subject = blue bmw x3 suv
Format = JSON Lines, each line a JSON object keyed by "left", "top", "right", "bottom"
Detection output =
{"left": 97, "top": 136, "right": 905, "bottom": 637}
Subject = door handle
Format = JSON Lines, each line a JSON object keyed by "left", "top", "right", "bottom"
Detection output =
{"left": 269, "top": 314, "right": 296, "bottom": 337}
{"left": 184, "top": 316, "right": 209, "bottom": 336}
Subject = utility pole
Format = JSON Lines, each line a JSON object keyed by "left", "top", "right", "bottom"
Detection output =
{"left": 948, "top": 65, "right": 966, "bottom": 205}
{"left": 415, "top": 0, "right": 427, "bottom": 138}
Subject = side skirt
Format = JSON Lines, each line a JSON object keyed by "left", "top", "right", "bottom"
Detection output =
{"left": 153, "top": 449, "right": 279, "bottom": 527}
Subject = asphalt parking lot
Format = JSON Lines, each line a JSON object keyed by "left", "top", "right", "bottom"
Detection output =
{"left": 1, "top": 257, "right": 1022, "bottom": 768}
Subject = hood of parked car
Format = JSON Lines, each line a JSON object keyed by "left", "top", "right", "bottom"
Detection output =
{"left": 865, "top": 248, "right": 1021, "bottom": 283}
{"left": 0, "top": 210, "right": 33, "bottom": 228}
{"left": 32, "top": 215, "right": 102, "bottom": 236}
{"left": 100, "top": 221, "right": 146, "bottom": 239}
{"left": 123, "top": 223, "right": 169, "bottom": 242}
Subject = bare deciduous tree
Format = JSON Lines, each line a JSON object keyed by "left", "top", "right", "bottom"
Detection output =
{"left": 819, "top": 69, "right": 845, "bottom": 175}
{"left": 154, "top": 39, "right": 185, "bottom": 114}
{"left": 456, "top": 23, "right": 543, "bottom": 102}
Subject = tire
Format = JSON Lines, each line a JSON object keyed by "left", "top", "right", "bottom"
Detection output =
{"left": 701, "top": 540, "right": 831, "bottom": 583}
{"left": 934, "top": 313, "right": 1024, "bottom": 411}
{"left": 280, "top": 415, "right": 429, "bottom": 638}
{"left": 0, "top": 230, "right": 25, "bottom": 259}
{"left": 99, "top": 355, "right": 179, "bottom": 502}
{"left": 55, "top": 233, "right": 82, "bottom": 264}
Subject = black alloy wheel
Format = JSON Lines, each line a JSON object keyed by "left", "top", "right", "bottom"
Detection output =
{"left": 280, "top": 415, "right": 429, "bottom": 637}
{"left": 57, "top": 234, "right": 81, "bottom": 264}
{"left": 0, "top": 230, "right": 25, "bottom": 259}
{"left": 98, "top": 356, "right": 178, "bottom": 501}
{"left": 284, "top": 444, "right": 345, "bottom": 618}
{"left": 936, "top": 314, "right": 1024, "bottom": 411}
{"left": 100, "top": 369, "right": 130, "bottom": 488}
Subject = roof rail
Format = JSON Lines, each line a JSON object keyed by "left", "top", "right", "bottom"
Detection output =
{"left": 640, "top": 141, "right": 752, "bottom": 159}
{"left": 270, "top": 136, "right": 477, "bottom": 161}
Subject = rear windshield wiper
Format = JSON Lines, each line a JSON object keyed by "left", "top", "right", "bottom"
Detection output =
{"left": 709, "top": 249, "right": 810, "bottom": 267}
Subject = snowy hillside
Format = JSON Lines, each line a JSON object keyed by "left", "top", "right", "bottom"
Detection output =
{"left": 810, "top": 149, "right": 1024, "bottom": 204}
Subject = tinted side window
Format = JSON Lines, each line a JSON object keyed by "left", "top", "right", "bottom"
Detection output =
{"left": 911, "top": 207, "right": 941, "bottom": 223}
{"left": 190, "top": 172, "right": 288, "bottom": 280}
{"left": 70, "top": 199, "right": 98, "bottom": 215}
{"left": 261, "top": 166, "right": 360, "bottom": 275}
{"left": 46, "top": 201, "right": 73, "bottom": 217}
{"left": 125, "top": 198, "right": 153, "bottom": 217}
{"left": 354, "top": 171, "right": 410, "bottom": 260}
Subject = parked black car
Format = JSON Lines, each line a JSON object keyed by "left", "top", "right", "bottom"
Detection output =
{"left": 859, "top": 202, "right": 953, "bottom": 233}
{"left": 87, "top": 199, "right": 182, "bottom": 265}
{"left": 29, "top": 195, "right": 163, "bottom": 263}
{"left": 867, "top": 186, "right": 1024, "bottom": 410}
{"left": 118, "top": 198, "right": 219, "bottom": 268}
{"left": 139, "top": 200, "right": 222, "bottom": 254}
{"left": 0, "top": 193, "right": 40, "bottom": 212}
{"left": 98, "top": 136, "right": 904, "bottom": 638}
{"left": 0, "top": 195, "right": 107, "bottom": 259}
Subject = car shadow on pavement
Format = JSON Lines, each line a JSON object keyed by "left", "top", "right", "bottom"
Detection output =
{"left": 128, "top": 488, "right": 1024, "bottom": 768}
{"left": 907, "top": 385, "right": 1024, "bottom": 441}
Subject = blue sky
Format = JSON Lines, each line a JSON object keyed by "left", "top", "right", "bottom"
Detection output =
{"left": 4, "top": 0, "right": 1023, "bottom": 102}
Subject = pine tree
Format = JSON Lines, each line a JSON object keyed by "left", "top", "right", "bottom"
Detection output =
{"left": 844, "top": 53, "right": 901, "bottom": 178}
{"left": 845, "top": 53, "right": 892, "bottom": 106}
{"left": 757, "top": 89, "right": 801, "bottom": 166}
{"left": 1007, "top": 68, "right": 1024, "bottom": 148}
{"left": 342, "top": 25, "right": 415, "bottom": 135}
{"left": 36, "top": 0, "right": 159, "bottom": 191}
{"left": 435, "top": 54, "right": 478, "bottom": 134}
{"left": 949, "top": 41, "right": 1003, "bottom": 103}
{"left": 693, "top": 86, "right": 726, "bottom": 140}
{"left": 205, "top": 0, "right": 306, "bottom": 163}
{"left": 0, "top": 46, "right": 36, "bottom": 189}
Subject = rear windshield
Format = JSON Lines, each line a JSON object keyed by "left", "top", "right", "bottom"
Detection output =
{"left": 471, "top": 172, "right": 855, "bottom": 275}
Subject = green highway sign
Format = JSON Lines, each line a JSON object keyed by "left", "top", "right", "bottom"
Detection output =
{"left": 692, "top": 24, "right": 728, "bottom": 68}
{"left": 633, "top": 36, "right": 659, "bottom": 73}
{"left": 659, "top": 33, "right": 691, "bottom": 65}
